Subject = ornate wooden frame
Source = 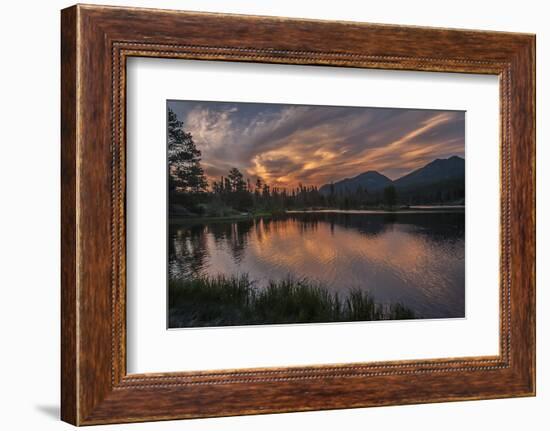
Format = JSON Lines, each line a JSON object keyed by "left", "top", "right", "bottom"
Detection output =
{"left": 61, "top": 4, "right": 535, "bottom": 425}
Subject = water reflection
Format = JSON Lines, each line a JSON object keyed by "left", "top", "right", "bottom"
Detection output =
{"left": 169, "top": 212, "right": 465, "bottom": 319}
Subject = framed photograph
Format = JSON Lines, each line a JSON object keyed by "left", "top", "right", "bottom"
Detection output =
{"left": 165, "top": 100, "right": 466, "bottom": 329}
{"left": 61, "top": 4, "right": 535, "bottom": 425}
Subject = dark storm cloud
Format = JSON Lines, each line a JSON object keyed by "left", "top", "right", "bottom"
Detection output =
{"left": 168, "top": 100, "right": 465, "bottom": 189}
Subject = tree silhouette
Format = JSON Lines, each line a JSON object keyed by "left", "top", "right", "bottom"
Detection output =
{"left": 254, "top": 177, "right": 263, "bottom": 200}
{"left": 228, "top": 167, "right": 246, "bottom": 192}
{"left": 167, "top": 108, "right": 207, "bottom": 194}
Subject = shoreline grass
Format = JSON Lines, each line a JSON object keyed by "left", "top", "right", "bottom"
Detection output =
{"left": 169, "top": 274, "right": 416, "bottom": 328}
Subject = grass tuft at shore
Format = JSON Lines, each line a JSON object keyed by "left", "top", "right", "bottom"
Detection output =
{"left": 169, "top": 274, "right": 416, "bottom": 328}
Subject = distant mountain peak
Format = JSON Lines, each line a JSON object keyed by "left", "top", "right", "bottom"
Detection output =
{"left": 319, "top": 170, "right": 392, "bottom": 195}
{"left": 433, "top": 155, "right": 463, "bottom": 163}
{"left": 357, "top": 170, "right": 386, "bottom": 177}
{"left": 394, "top": 155, "right": 464, "bottom": 189}
{"left": 319, "top": 155, "right": 464, "bottom": 196}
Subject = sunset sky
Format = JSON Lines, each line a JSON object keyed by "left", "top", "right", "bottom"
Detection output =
{"left": 168, "top": 100, "right": 465, "bottom": 190}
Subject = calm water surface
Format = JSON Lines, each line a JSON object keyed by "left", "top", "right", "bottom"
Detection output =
{"left": 169, "top": 212, "right": 465, "bottom": 319}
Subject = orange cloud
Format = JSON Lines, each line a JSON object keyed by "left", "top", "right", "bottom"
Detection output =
{"left": 168, "top": 101, "right": 465, "bottom": 190}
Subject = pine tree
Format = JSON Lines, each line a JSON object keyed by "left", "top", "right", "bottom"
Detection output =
{"left": 262, "top": 183, "right": 270, "bottom": 199}
{"left": 167, "top": 108, "right": 207, "bottom": 194}
{"left": 254, "top": 177, "right": 263, "bottom": 200}
{"left": 228, "top": 168, "right": 246, "bottom": 192}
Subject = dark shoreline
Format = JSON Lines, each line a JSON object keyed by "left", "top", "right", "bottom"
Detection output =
{"left": 169, "top": 206, "right": 465, "bottom": 224}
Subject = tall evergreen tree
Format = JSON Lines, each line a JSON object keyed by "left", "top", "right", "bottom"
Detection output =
{"left": 167, "top": 108, "right": 207, "bottom": 194}
{"left": 262, "top": 183, "right": 270, "bottom": 199}
{"left": 254, "top": 177, "right": 263, "bottom": 201}
{"left": 228, "top": 167, "right": 246, "bottom": 192}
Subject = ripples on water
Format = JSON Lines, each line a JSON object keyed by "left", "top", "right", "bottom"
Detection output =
{"left": 169, "top": 212, "right": 465, "bottom": 319}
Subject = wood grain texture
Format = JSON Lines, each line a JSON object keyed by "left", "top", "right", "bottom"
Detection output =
{"left": 60, "top": 5, "right": 78, "bottom": 425}
{"left": 60, "top": 4, "right": 535, "bottom": 425}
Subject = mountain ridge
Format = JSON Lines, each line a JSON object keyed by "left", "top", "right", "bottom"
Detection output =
{"left": 318, "top": 156, "right": 465, "bottom": 204}
{"left": 318, "top": 170, "right": 393, "bottom": 195}
{"left": 394, "top": 156, "right": 465, "bottom": 190}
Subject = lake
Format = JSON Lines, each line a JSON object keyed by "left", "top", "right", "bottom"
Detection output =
{"left": 168, "top": 211, "right": 465, "bottom": 320}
